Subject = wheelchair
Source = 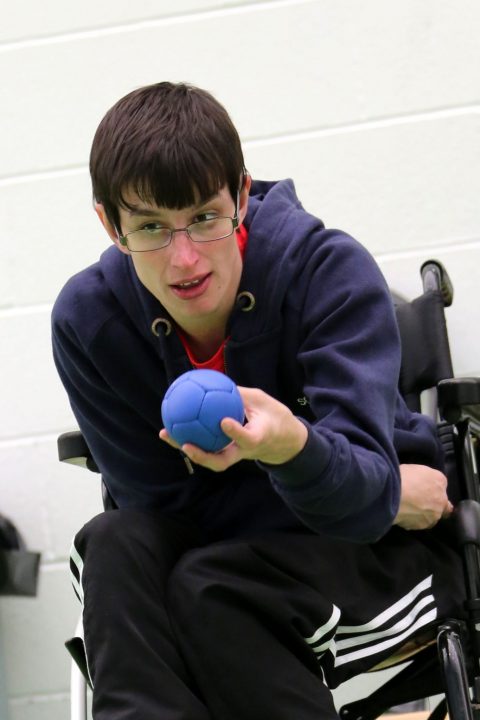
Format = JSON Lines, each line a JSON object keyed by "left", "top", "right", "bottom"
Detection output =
{"left": 58, "top": 259, "right": 480, "bottom": 720}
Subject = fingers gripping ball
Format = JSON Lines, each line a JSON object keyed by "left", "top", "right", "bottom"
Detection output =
{"left": 161, "top": 369, "right": 244, "bottom": 452}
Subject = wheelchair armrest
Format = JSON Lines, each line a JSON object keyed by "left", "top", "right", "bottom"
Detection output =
{"left": 57, "top": 431, "right": 100, "bottom": 473}
{"left": 438, "top": 377, "right": 480, "bottom": 424}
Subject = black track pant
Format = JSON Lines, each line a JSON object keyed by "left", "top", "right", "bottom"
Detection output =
{"left": 71, "top": 508, "right": 465, "bottom": 720}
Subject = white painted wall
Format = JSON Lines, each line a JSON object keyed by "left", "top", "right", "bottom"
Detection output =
{"left": 0, "top": 1, "right": 478, "bottom": 718}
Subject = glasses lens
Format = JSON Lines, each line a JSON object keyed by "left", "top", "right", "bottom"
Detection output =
{"left": 189, "top": 217, "right": 234, "bottom": 243}
{"left": 124, "top": 217, "right": 235, "bottom": 251}
{"left": 126, "top": 227, "right": 171, "bottom": 251}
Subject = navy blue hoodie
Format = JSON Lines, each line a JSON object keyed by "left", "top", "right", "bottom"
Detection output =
{"left": 52, "top": 179, "right": 442, "bottom": 542}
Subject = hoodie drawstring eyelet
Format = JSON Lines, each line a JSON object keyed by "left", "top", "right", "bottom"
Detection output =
{"left": 151, "top": 318, "right": 172, "bottom": 337}
{"left": 236, "top": 291, "right": 256, "bottom": 312}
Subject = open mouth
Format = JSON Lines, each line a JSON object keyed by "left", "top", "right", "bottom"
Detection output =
{"left": 170, "top": 273, "right": 211, "bottom": 298}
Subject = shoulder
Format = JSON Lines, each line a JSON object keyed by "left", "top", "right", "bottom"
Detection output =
{"left": 248, "top": 178, "right": 380, "bottom": 280}
{"left": 243, "top": 179, "right": 392, "bottom": 326}
{"left": 52, "top": 248, "right": 124, "bottom": 348}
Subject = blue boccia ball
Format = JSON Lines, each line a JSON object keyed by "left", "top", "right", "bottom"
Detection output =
{"left": 161, "top": 369, "right": 245, "bottom": 452}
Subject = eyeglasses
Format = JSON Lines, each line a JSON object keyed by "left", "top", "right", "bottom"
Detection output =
{"left": 118, "top": 197, "right": 239, "bottom": 253}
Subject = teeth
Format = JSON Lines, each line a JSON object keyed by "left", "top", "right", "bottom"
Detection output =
{"left": 178, "top": 279, "right": 201, "bottom": 288}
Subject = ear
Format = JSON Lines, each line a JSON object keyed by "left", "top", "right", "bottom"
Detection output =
{"left": 95, "top": 203, "right": 130, "bottom": 254}
{"left": 238, "top": 174, "right": 251, "bottom": 225}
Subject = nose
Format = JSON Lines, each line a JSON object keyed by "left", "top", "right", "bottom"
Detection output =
{"left": 169, "top": 229, "right": 200, "bottom": 267}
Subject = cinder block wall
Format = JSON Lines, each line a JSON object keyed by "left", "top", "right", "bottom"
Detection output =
{"left": 0, "top": 2, "right": 478, "bottom": 718}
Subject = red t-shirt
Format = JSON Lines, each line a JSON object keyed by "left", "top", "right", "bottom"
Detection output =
{"left": 178, "top": 224, "right": 248, "bottom": 371}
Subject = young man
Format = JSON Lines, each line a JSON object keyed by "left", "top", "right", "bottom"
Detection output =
{"left": 52, "top": 82, "right": 461, "bottom": 720}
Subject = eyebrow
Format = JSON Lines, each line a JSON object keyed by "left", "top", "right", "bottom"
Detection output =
{"left": 127, "top": 193, "right": 220, "bottom": 218}
{"left": 127, "top": 207, "right": 162, "bottom": 217}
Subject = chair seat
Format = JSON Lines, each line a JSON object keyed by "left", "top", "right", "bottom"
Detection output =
{"left": 370, "top": 629, "right": 437, "bottom": 671}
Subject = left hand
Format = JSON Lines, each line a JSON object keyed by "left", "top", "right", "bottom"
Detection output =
{"left": 394, "top": 463, "right": 453, "bottom": 530}
{"left": 159, "top": 386, "right": 308, "bottom": 472}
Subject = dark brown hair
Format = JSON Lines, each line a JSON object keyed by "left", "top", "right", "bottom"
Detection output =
{"left": 89, "top": 82, "right": 246, "bottom": 232}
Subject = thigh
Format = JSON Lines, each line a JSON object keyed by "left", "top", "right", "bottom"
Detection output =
{"left": 169, "top": 527, "right": 465, "bottom": 689}
{"left": 250, "top": 527, "right": 464, "bottom": 678}
{"left": 168, "top": 534, "right": 341, "bottom": 720}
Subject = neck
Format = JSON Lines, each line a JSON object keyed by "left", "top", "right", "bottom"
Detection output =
{"left": 180, "top": 326, "right": 226, "bottom": 363}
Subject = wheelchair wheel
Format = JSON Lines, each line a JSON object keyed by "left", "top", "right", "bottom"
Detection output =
{"left": 438, "top": 624, "right": 473, "bottom": 720}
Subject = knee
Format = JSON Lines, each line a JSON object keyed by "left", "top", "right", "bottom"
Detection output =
{"left": 73, "top": 510, "right": 143, "bottom": 574}
{"left": 75, "top": 510, "right": 204, "bottom": 590}
{"left": 74, "top": 508, "right": 178, "bottom": 573}
{"left": 75, "top": 508, "right": 142, "bottom": 551}
{"left": 78, "top": 508, "right": 122, "bottom": 539}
